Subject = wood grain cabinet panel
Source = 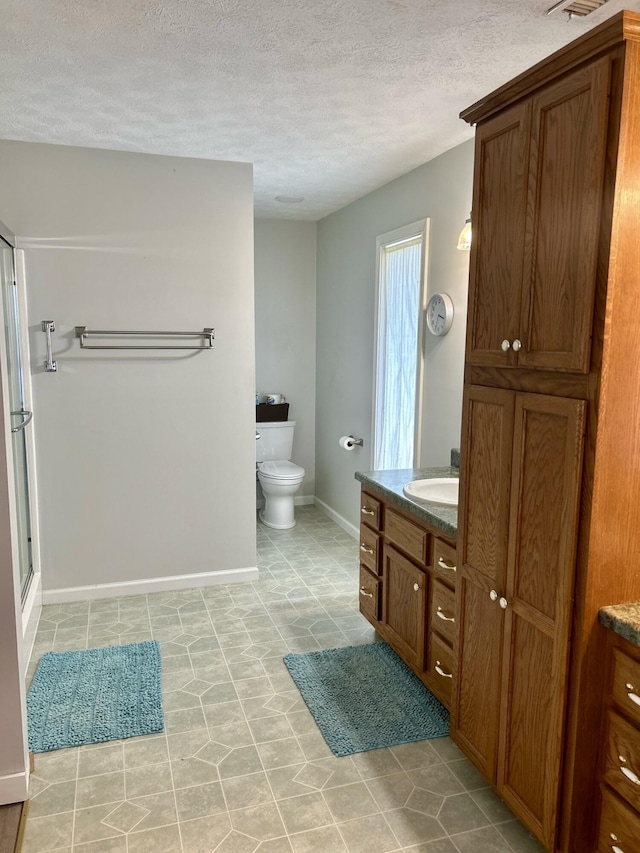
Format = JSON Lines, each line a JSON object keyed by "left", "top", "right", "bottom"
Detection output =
{"left": 467, "top": 58, "right": 610, "bottom": 375}
{"left": 385, "top": 507, "right": 431, "bottom": 566}
{"left": 597, "top": 786, "right": 640, "bottom": 853}
{"left": 603, "top": 710, "right": 640, "bottom": 813}
{"left": 454, "top": 389, "right": 585, "bottom": 849}
{"left": 430, "top": 580, "right": 456, "bottom": 646}
{"left": 360, "top": 492, "right": 382, "bottom": 531}
{"left": 426, "top": 632, "right": 455, "bottom": 708}
{"left": 359, "top": 524, "right": 381, "bottom": 576}
{"left": 382, "top": 544, "right": 428, "bottom": 671}
{"left": 611, "top": 649, "right": 640, "bottom": 729}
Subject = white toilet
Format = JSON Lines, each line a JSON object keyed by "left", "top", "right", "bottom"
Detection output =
{"left": 256, "top": 421, "right": 305, "bottom": 529}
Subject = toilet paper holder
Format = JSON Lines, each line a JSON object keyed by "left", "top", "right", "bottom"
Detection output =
{"left": 339, "top": 435, "right": 364, "bottom": 450}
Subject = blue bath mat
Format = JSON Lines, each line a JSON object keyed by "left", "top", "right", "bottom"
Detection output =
{"left": 283, "top": 642, "right": 449, "bottom": 756}
{"left": 27, "top": 641, "right": 164, "bottom": 753}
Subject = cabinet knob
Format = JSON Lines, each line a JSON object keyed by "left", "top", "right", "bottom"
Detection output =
{"left": 359, "top": 587, "right": 374, "bottom": 598}
{"left": 501, "top": 339, "right": 511, "bottom": 352}
{"left": 360, "top": 544, "right": 374, "bottom": 554}
{"left": 512, "top": 339, "right": 522, "bottom": 352}
{"left": 435, "top": 662, "right": 453, "bottom": 679}
{"left": 489, "top": 589, "right": 498, "bottom": 601}
{"left": 361, "top": 507, "right": 375, "bottom": 516}
{"left": 499, "top": 597, "right": 509, "bottom": 610}
{"left": 413, "top": 582, "right": 420, "bottom": 592}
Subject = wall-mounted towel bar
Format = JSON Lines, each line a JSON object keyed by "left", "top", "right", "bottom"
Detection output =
{"left": 75, "top": 327, "right": 215, "bottom": 350}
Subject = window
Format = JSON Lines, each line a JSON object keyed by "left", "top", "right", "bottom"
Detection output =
{"left": 373, "top": 220, "right": 428, "bottom": 470}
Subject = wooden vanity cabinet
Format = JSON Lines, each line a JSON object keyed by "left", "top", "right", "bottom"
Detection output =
{"left": 454, "top": 12, "right": 640, "bottom": 853}
{"left": 358, "top": 487, "right": 457, "bottom": 708}
{"left": 596, "top": 633, "right": 640, "bottom": 853}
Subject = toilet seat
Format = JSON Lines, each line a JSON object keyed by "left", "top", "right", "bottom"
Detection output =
{"left": 258, "top": 460, "right": 305, "bottom": 482}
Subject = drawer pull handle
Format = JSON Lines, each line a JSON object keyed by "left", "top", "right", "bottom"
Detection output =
{"left": 436, "top": 607, "right": 455, "bottom": 623}
{"left": 620, "top": 764, "right": 640, "bottom": 785}
{"left": 610, "top": 833, "right": 619, "bottom": 842}
{"left": 435, "top": 662, "right": 453, "bottom": 679}
{"left": 611, "top": 846, "right": 624, "bottom": 853}
{"left": 360, "top": 544, "right": 374, "bottom": 554}
{"left": 359, "top": 587, "right": 374, "bottom": 599}
{"left": 437, "top": 557, "right": 456, "bottom": 572}
{"left": 625, "top": 683, "right": 640, "bottom": 706}
{"left": 361, "top": 507, "right": 375, "bottom": 516}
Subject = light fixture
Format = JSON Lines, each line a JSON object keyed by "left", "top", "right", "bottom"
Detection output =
{"left": 275, "top": 195, "right": 304, "bottom": 204}
{"left": 457, "top": 213, "right": 472, "bottom": 251}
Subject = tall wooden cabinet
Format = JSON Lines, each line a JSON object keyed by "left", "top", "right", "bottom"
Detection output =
{"left": 452, "top": 12, "right": 640, "bottom": 853}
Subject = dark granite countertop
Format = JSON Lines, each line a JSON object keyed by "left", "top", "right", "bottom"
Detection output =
{"left": 355, "top": 467, "right": 458, "bottom": 541}
{"left": 599, "top": 603, "right": 640, "bottom": 647}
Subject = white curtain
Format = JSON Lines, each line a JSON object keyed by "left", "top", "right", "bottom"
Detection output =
{"left": 374, "top": 239, "right": 421, "bottom": 469}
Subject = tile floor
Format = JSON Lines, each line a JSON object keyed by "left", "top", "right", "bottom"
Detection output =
{"left": 23, "top": 506, "right": 544, "bottom": 853}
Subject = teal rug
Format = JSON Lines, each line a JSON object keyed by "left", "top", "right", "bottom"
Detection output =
{"left": 283, "top": 642, "right": 449, "bottom": 757}
{"left": 27, "top": 641, "right": 163, "bottom": 753}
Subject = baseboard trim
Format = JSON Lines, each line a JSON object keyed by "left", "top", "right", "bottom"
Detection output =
{"left": 313, "top": 497, "right": 359, "bottom": 539}
{"left": 0, "top": 771, "right": 28, "bottom": 806}
{"left": 42, "top": 566, "right": 259, "bottom": 605}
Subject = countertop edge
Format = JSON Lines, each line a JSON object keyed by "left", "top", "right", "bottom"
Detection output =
{"left": 355, "top": 467, "right": 458, "bottom": 541}
{"left": 599, "top": 603, "right": 640, "bottom": 648}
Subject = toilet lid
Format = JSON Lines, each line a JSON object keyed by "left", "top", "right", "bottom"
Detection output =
{"left": 259, "top": 460, "right": 305, "bottom": 479}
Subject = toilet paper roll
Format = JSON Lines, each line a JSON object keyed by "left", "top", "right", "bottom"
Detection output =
{"left": 339, "top": 435, "right": 356, "bottom": 451}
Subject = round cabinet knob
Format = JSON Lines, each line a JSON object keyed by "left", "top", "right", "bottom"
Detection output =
{"left": 499, "top": 597, "right": 509, "bottom": 610}
{"left": 413, "top": 583, "right": 420, "bottom": 592}
{"left": 489, "top": 589, "right": 498, "bottom": 601}
{"left": 501, "top": 340, "right": 511, "bottom": 352}
{"left": 512, "top": 339, "right": 522, "bottom": 352}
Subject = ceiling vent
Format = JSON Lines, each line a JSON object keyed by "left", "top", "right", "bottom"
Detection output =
{"left": 545, "top": 0, "right": 610, "bottom": 18}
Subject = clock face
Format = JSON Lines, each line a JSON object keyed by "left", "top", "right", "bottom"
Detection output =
{"left": 426, "top": 293, "right": 454, "bottom": 337}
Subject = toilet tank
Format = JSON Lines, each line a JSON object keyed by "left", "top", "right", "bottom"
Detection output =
{"left": 256, "top": 421, "right": 296, "bottom": 463}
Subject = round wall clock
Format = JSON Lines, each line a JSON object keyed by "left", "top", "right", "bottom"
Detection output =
{"left": 426, "top": 293, "right": 454, "bottom": 337}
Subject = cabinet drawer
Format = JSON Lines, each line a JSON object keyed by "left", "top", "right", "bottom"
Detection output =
{"left": 433, "top": 538, "right": 457, "bottom": 585}
{"left": 359, "top": 524, "right": 381, "bottom": 576}
{"left": 360, "top": 492, "right": 382, "bottom": 531}
{"left": 430, "top": 579, "right": 457, "bottom": 645}
{"left": 603, "top": 710, "right": 640, "bottom": 812}
{"left": 426, "top": 632, "right": 455, "bottom": 708}
{"left": 359, "top": 566, "right": 381, "bottom": 623}
{"left": 598, "top": 786, "right": 640, "bottom": 853}
{"left": 386, "top": 507, "right": 431, "bottom": 566}
{"left": 612, "top": 648, "right": 640, "bottom": 728}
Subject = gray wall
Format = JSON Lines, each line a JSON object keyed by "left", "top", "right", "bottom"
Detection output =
{"left": 254, "top": 219, "right": 316, "bottom": 497}
{"left": 0, "top": 141, "right": 257, "bottom": 594}
{"left": 315, "top": 140, "right": 474, "bottom": 529}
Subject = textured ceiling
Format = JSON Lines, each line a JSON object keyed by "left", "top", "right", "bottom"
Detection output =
{"left": 2, "top": 0, "right": 639, "bottom": 220}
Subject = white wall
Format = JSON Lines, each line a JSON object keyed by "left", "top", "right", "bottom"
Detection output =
{"left": 0, "top": 141, "right": 257, "bottom": 597}
{"left": 254, "top": 219, "right": 316, "bottom": 498}
{"left": 315, "top": 140, "right": 474, "bottom": 529}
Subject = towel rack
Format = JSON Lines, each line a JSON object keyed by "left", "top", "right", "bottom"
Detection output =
{"left": 75, "top": 327, "right": 215, "bottom": 350}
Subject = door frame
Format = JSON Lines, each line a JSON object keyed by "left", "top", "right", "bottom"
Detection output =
{"left": 0, "top": 218, "right": 31, "bottom": 803}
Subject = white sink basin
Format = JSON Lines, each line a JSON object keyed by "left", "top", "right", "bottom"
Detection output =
{"left": 403, "top": 478, "right": 459, "bottom": 506}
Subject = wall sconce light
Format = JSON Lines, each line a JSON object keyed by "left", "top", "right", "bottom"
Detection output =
{"left": 457, "top": 214, "right": 472, "bottom": 251}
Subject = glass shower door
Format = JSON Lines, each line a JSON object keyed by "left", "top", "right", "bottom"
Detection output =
{"left": 1, "top": 236, "right": 33, "bottom": 602}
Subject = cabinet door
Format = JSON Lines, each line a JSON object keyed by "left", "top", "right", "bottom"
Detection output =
{"left": 382, "top": 544, "right": 427, "bottom": 670}
{"left": 466, "top": 101, "right": 531, "bottom": 366}
{"left": 452, "top": 386, "right": 515, "bottom": 778}
{"left": 519, "top": 58, "right": 610, "bottom": 373}
{"left": 497, "top": 394, "right": 585, "bottom": 849}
